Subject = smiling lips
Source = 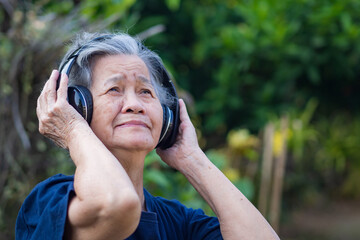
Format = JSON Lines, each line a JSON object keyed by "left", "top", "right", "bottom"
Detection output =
{"left": 116, "top": 120, "right": 149, "bottom": 129}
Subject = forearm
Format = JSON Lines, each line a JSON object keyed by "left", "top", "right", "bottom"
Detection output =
{"left": 37, "top": 70, "right": 141, "bottom": 239}
{"left": 179, "top": 149, "right": 279, "bottom": 240}
{"left": 158, "top": 99, "right": 279, "bottom": 239}
{"left": 66, "top": 125, "right": 141, "bottom": 237}
{"left": 68, "top": 125, "right": 137, "bottom": 202}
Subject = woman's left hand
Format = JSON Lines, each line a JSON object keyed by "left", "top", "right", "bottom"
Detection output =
{"left": 36, "top": 70, "right": 88, "bottom": 149}
{"left": 158, "top": 101, "right": 280, "bottom": 240}
{"left": 156, "top": 99, "right": 202, "bottom": 170}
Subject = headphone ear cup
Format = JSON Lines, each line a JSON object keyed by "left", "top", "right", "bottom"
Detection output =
{"left": 67, "top": 85, "right": 93, "bottom": 124}
{"left": 166, "top": 99, "right": 180, "bottom": 148}
{"left": 156, "top": 104, "right": 174, "bottom": 149}
{"left": 156, "top": 99, "right": 180, "bottom": 149}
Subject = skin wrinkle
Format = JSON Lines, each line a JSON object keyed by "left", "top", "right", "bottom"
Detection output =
{"left": 89, "top": 55, "right": 163, "bottom": 212}
{"left": 101, "top": 74, "right": 153, "bottom": 92}
{"left": 35, "top": 34, "right": 280, "bottom": 238}
{"left": 89, "top": 54, "right": 169, "bottom": 106}
{"left": 92, "top": 56, "right": 162, "bottom": 149}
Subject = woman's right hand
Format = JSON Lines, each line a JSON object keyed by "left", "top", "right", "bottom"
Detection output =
{"left": 36, "top": 70, "right": 89, "bottom": 149}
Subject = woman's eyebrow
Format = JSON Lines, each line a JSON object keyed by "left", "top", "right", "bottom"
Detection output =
{"left": 103, "top": 74, "right": 153, "bottom": 87}
{"left": 103, "top": 74, "right": 125, "bottom": 86}
{"left": 137, "top": 76, "right": 154, "bottom": 87}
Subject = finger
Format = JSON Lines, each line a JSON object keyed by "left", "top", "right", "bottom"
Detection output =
{"left": 37, "top": 71, "right": 55, "bottom": 112}
{"left": 36, "top": 96, "right": 42, "bottom": 119}
{"left": 57, "top": 73, "right": 69, "bottom": 101}
{"left": 179, "top": 99, "right": 191, "bottom": 123}
{"left": 48, "top": 69, "right": 59, "bottom": 91}
{"left": 47, "top": 70, "right": 59, "bottom": 105}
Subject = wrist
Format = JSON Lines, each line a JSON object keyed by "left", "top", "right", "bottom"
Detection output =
{"left": 176, "top": 148, "right": 209, "bottom": 175}
{"left": 66, "top": 122, "right": 93, "bottom": 150}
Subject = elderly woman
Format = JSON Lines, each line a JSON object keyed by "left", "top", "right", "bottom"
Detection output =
{"left": 16, "top": 32, "right": 279, "bottom": 240}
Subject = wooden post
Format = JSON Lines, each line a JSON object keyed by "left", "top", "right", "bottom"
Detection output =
{"left": 258, "top": 123, "right": 274, "bottom": 217}
{"left": 269, "top": 116, "right": 288, "bottom": 231}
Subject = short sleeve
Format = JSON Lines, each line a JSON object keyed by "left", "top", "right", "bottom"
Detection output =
{"left": 186, "top": 208, "right": 223, "bottom": 240}
{"left": 144, "top": 189, "right": 223, "bottom": 240}
{"left": 15, "top": 174, "right": 75, "bottom": 240}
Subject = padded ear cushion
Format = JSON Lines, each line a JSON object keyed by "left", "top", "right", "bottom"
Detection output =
{"left": 67, "top": 85, "right": 93, "bottom": 124}
{"left": 157, "top": 105, "right": 173, "bottom": 149}
{"left": 156, "top": 100, "right": 179, "bottom": 149}
{"left": 164, "top": 99, "right": 179, "bottom": 149}
{"left": 155, "top": 65, "right": 180, "bottom": 149}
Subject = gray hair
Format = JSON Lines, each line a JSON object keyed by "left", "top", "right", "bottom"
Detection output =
{"left": 59, "top": 32, "right": 173, "bottom": 106}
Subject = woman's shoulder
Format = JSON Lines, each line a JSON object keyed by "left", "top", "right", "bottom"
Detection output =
{"left": 20, "top": 174, "right": 75, "bottom": 212}
{"left": 144, "top": 189, "right": 187, "bottom": 213}
{"left": 29, "top": 174, "right": 74, "bottom": 196}
{"left": 143, "top": 188, "right": 209, "bottom": 221}
{"left": 38, "top": 173, "right": 74, "bottom": 186}
{"left": 143, "top": 189, "right": 222, "bottom": 239}
{"left": 16, "top": 174, "right": 75, "bottom": 240}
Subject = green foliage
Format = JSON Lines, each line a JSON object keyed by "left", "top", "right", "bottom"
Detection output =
{"left": 81, "top": 0, "right": 136, "bottom": 19}
{"left": 285, "top": 104, "right": 360, "bottom": 204}
{"left": 315, "top": 115, "right": 360, "bottom": 173}
{"left": 2, "top": 0, "right": 360, "bottom": 238}
{"left": 130, "top": 0, "right": 360, "bottom": 207}
{"left": 144, "top": 150, "right": 212, "bottom": 214}
{"left": 144, "top": 149, "right": 255, "bottom": 214}
{"left": 287, "top": 98, "right": 319, "bottom": 162}
{"left": 342, "top": 168, "right": 360, "bottom": 198}
{"left": 133, "top": 0, "right": 360, "bottom": 137}
{"left": 0, "top": 1, "right": 135, "bottom": 238}
{"left": 165, "top": 0, "right": 181, "bottom": 11}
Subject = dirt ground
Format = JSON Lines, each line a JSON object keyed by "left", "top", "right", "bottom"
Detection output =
{"left": 280, "top": 200, "right": 360, "bottom": 240}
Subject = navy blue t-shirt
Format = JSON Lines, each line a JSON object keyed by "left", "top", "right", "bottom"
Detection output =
{"left": 16, "top": 174, "right": 222, "bottom": 239}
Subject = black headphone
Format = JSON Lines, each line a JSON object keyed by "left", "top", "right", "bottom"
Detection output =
{"left": 57, "top": 35, "right": 179, "bottom": 149}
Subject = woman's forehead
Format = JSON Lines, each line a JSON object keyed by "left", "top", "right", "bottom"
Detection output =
{"left": 93, "top": 55, "right": 148, "bottom": 72}
{"left": 102, "top": 74, "right": 154, "bottom": 88}
{"left": 91, "top": 55, "right": 151, "bottom": 84}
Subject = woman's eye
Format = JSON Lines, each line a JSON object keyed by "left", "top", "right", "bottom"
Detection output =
{"left": 108, "top": 87, "right": 119, "bottom": 93}
{"left": 141, "top": 89, "right": 152, "bottom": 95}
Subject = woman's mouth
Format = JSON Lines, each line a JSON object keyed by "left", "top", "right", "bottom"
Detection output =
{"left": 116, "top": 120, "right": 149, "bottom": 129}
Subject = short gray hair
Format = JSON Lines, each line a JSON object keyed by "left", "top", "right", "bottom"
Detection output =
{"left": 59, "top": 32, "right": 173, "bottom": 106}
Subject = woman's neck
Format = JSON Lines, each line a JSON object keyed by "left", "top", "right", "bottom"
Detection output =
{"left": 111, "top": 148, "right": 148, "bottom": 211}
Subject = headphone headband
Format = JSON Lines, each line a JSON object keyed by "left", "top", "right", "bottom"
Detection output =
{"left": 58, "top": 34, "right": 179, "bottom": 149}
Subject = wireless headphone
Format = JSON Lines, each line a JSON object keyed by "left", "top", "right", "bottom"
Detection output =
{"left": 57, "top": 35, "right": 179, "bottom": 149}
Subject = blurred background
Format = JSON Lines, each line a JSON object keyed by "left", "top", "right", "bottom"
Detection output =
{"left": 1, "top": 0, "right": 360, "bottom": 239}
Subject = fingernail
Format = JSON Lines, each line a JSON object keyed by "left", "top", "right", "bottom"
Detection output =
{"left": 50, "top": 69, "right": 57, "bottom": 77}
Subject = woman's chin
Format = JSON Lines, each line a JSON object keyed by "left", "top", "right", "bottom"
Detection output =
{"left": 114, "top": 138, "right": 157, "bottom": 152}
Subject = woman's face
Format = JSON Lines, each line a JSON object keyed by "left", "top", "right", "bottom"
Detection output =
{"left": 89, "top": 54, "right": 163, "bottom": 152}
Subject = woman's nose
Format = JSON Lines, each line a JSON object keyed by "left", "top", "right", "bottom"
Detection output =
{"left": 121, "top": 93, "right": 144, "bottom": 114}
